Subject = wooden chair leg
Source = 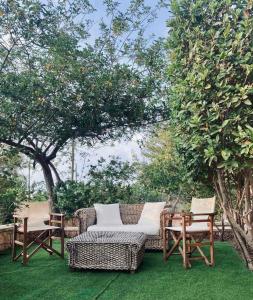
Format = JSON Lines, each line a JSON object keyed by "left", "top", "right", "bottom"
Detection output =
{"left": 49, "top": 214, "right": 53, "bottom": 255}
{"left": 166, "top": 232, "right": 182, "bottom": 260}
{"left": 182, "top": 216, "right": 188, "bottom": 269}
{"left": 22, "top": 217, "right": 28, "bottom": 265}
{"left": 182, "top": 232, "right": 188, "bottom": 268}
{"left": 186, "top": 235, "right": 191, "bottom": 254}
{"left": 163, "top": 228, "right": 168, "bottom": 261}
{"left": 12, "top": 218, "right": 17, "bottom": 261}
{"left": 210, "top": 215, "right": 214, "bottom": 266}
{"left": 60, "top": 215, "right": 65, "bottom": 258}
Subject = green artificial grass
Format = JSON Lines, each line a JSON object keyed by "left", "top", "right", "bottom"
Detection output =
{"left": 0, "top": 242, "right": 253, "bottom": 300}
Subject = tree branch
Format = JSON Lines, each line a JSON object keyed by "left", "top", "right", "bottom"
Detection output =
{"left": 49, "top": 161, "right": 62, "bottom": 184}
{"left": 0, "top": 139, "right": 36, "bottom": 158}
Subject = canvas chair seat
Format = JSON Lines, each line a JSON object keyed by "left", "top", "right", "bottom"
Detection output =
{"left": 17, "top": 224, "right": 60, "bottom": 233}
{"left": 166, "top": 223, "right": 209, "bottom": 233}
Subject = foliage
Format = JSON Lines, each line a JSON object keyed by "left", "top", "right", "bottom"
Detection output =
{"left": 0, "top": 0, "right": 168, "bottom": 206}
{"left": 29, "top": 189, "right": 48, "bottom": 202}
{"left": 55, "top": 159, "right": 138, "bottom": 216}
{"left": 167, "top": 0, "right": 253, "bottom": 268}
{"left": 0, "top": 147, "right": 26, "bottom": 223}
{"left": 54, "top": 180, "right": 91, "bottom": 217}
{"left": 138, "top": 126, "right": 205, "bottom": 199}
{"left": 55, "top": 157, "right": 177, "bottom": 216}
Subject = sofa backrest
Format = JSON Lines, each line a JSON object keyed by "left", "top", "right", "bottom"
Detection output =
{"left": 119, "top": 204, "right": 144, "bottom": 224}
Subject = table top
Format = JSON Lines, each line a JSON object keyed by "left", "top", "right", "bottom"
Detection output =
{"left": 66, "top": 231, "right": 147, "bottom": 247}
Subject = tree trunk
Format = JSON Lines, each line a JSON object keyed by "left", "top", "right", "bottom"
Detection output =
{"left": 230, "top": 221, "right": 253, "bottom": 270}
{"left": 214, "top": 169, "right": 253, "bottom": 270}
{"left": 38, "top": 158, "right": 56, "bottom": 212}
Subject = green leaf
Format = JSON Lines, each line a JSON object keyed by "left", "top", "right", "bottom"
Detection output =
{"left": 222, "top": 119, "right": 229, "bottom": 127}
{"left": 221, "top": 150, "right": 231, "bottom": 161}
{"left": 244, "top": 99, "right": 252, "bottom": 105}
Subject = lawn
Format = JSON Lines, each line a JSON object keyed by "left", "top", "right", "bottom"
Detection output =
{"left": 0, "top": 242, "right": 252, "bottom": 300}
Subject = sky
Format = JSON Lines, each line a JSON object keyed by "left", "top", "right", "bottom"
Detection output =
{"left": 20, "top": 0, "right": 170, "bottom": 188}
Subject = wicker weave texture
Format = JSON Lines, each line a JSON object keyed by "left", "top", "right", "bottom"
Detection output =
{"left": 75, "top": 204, "right": 168, "bottom": 250}
{"left": 66, "top": 231, "right": 146, "bottom": 271}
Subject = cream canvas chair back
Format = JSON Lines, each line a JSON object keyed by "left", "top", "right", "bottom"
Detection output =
{"left": 15, "top": 202, "right": 50, "bottom": 226}
{"left": 190, "top": 196, "right": 216, "bottom": 220}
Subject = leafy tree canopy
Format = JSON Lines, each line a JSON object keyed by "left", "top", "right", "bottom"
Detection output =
{"left": 0, "top": 0, "right": 168, "bottom": 205}
{"left": 167, "top": 0, "right": 253, "bottom": 268}
{"left": 168, "top": 0, "right": 253, "bottom": 178}
{"left": 137, "top": 126, "right": 213, "bottom": 200}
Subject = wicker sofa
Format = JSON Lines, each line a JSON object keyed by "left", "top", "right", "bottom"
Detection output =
{"left": 75, "top": 203, "right": 169, "bottom": 250}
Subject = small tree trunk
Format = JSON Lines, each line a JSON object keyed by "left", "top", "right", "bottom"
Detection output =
{"left": 38, "top": 158, "right": 56, "bottom": 212}
{"left": 231, "top": 223, "right": 253, "bottom": 270}
{"left": 214, "top": 169, "right": 253, "bottom": 270}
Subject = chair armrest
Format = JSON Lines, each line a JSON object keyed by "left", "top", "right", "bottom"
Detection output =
{"left": 13, "top": 215, "right": 28, "bottom": 221}
{"left": 190, "top": 212, "right": 216, "bottom": 217}
{"left": 50, "top": 213, "right": 65, "bottom": 217}
{"left": 74, "top": 207, "right": 96, "bottom": 233}
{"left": 173, "top": 212, "right": 216, "bottom": 227}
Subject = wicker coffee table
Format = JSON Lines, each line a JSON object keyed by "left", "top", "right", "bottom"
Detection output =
{"left": 66, "top": 231, "right": 147, "bottom": 272}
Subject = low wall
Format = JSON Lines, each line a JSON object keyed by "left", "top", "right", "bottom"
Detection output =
{"left": 0, "top": 218, "right": 79, "bottom": 251}
{"left": 0, "top": 224, "right": 13, "bottom": 251}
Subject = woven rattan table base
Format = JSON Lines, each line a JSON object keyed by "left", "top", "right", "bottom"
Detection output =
{"left": 66, "top": 231, "right": 147, "bottom": 271}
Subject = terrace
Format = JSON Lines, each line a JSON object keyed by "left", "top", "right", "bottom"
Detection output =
{"left": 1, "top": 0, "right": 253, "bottom": 299}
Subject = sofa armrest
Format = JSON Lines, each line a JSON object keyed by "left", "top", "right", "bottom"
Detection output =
{"left": 74, "top": 208, "right": 96, "bottom": 233}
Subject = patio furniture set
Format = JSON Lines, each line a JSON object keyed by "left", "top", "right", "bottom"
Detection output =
{"left": 11, "top": 197, "right": 216, "bottom": 272}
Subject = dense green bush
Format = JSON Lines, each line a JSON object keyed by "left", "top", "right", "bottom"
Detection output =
{"left": 54, "top": 180, "right": 92, "bottom": 217}
{"left": 54, "top": 158, "right": 173, "bottom": 217}
{"left": 0, "top": 147, "right": 27, "bottom": 223}
{"left": 54, "top": 159, "right": 138, "bottom": 217}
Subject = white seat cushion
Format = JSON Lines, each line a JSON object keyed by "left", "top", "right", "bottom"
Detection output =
{"left": 138, "top": 202, "right": 166, "bottom": 226}
{"left": 94, "top": 203, "right": 123, "bottom": 226}
{"left": 87, "top": 224, "right": 160, "bottom": 235}
{"left": 166, "top": 223, "right": 209, "bottom": 233}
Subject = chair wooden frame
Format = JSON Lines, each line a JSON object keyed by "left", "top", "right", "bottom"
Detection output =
{"left": 12, "top": 213, "right": 65, "bottom": 265}
{"left": 163, "top": 212, "right": 215, "bottom": 269}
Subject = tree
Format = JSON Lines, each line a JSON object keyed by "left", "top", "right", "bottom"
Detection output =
{"left": 0, "top": 0, "right": 167, "bottom": 208}
{"left": 167, "top": 0, "right": 253, "bottom": 268}
{"left": 138, "top": 126, "right": 212, "bottom": 200}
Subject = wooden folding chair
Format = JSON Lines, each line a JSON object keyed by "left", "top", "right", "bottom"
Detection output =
{"left": 163, "top": 196, "right": 216, "bottom": 269}
{"left": 12, "top": 201, "right": 65, "bottom": 265}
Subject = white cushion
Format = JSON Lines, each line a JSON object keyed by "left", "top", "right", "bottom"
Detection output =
{"left": 87, "top": 224, "right": 160, "bottom": 235}
{"left": 166, "top": 223, "right": 209, "bottom": 232}
{"left": 94, "top": 203, "right": 123, "bottom": 226}
{"left": 138, "top": 202, "right": 166, "bottom": 226}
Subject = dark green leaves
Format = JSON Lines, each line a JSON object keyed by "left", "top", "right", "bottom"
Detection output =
{"left": 167, "top": 0, "right": 253, "bottom": 181}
